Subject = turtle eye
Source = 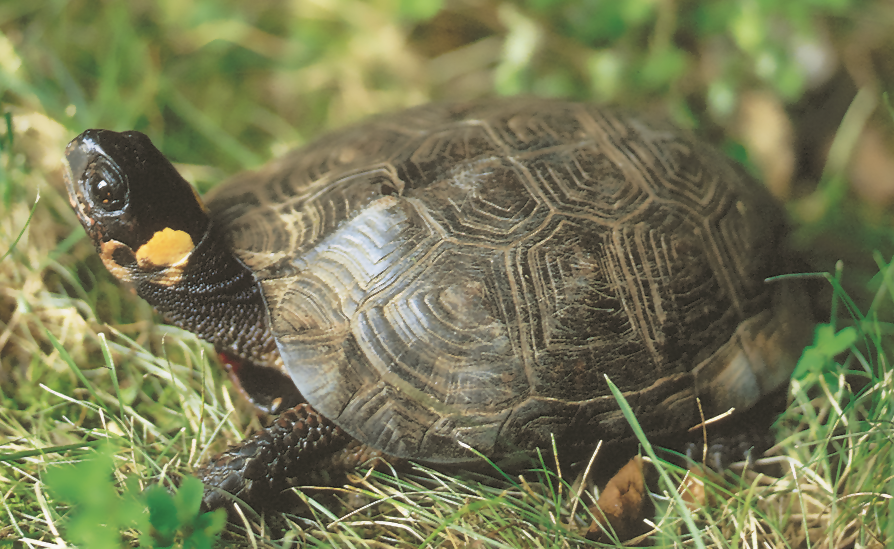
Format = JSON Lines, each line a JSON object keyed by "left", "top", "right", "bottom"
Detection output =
{"left": 85, "top": 158, "right": 127, "bottom": 212}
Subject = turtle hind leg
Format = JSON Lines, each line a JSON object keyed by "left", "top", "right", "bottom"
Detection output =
{"left": 198, "top": 403, "right": 357, "bottom": 513}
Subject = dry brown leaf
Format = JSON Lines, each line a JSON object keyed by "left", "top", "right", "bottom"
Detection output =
{"left": 586, "top": 455, "right": 648, "bottom": 542}
{"left": 678, "top": 463, "right": 728, "bottom": 510}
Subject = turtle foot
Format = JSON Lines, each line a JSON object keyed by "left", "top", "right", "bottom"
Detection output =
{"left": 197, "top": 403, "right": 350, "bottom": 513}
{"left": 682, "top": 438, "right": 762, "bottom": 472}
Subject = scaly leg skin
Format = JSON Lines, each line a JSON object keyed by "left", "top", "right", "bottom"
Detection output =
{"left": 198, "top": 403, "right": 382, "bottom": 513}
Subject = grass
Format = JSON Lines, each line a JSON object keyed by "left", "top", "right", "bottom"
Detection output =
{"left": 1, "top": 0, "right": 894, "bottom": 547}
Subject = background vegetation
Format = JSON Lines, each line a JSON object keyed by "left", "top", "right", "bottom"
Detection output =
{"left": 1, "top": 0, "right": 893, "bottom": 546}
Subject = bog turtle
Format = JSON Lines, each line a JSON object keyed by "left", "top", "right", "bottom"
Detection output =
{"left": 63, "top": 97, "right": 811, "bottom": 511}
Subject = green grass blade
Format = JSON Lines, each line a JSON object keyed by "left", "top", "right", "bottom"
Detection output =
{"left": 0, "top": 189, "right": 38, "bottom": 262}
{"left": 604, "top": 374, "right": 707, "bottom": 549}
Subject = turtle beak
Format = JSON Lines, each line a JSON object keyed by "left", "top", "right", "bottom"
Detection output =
{"left": 63, "top": 132, "right": 101, "bottom": 240}
{"left": 64, "top": 136, "right": 91, "bottom": 185}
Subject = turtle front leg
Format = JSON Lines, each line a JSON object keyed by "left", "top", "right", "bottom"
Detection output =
{"left": 198, "top": 403, "right": 371, "bottom": 512}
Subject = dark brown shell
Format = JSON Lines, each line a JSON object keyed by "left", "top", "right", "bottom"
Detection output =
{"left": 206, "top": 98, "right": 809, "bottom": 463}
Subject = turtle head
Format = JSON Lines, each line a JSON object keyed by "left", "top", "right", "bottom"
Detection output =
{"left": 65, "top": 130, "right": 280, "bottom": 387}
{"left": 64, "top": 129, "right": 210, "bottom": 286}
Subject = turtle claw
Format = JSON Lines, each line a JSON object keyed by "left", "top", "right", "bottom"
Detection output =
{"left": 683, "top": 440, "right": 758, "bottom": 471}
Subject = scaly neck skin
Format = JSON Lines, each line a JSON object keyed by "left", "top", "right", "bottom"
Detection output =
{"left": 130, "top": 223, "right": 277, "bottom": 367}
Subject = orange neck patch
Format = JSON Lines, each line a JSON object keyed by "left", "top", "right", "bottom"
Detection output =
{"left": 136, "top": 227, "right": 195, "bottom": 269}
